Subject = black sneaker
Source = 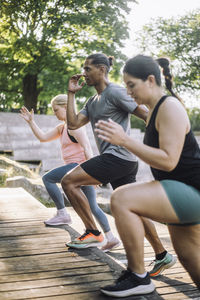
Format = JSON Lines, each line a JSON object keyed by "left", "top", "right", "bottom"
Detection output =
{"left": 100, "top": 269, "right": 155, "bottom": 297}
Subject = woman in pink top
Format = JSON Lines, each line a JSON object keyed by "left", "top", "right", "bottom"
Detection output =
{"left": 20, "top": 94, "right": 120, "bottom": 251}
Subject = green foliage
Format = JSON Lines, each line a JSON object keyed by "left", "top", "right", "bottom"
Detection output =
{"left": 187, "top": 107, "right": 200, "bottom": 132}
{"left": 131, "top": 115, "right": 145, "bottom": 132}
{"left": 0, "top": 172, "right": 7, "bottom": 186}
{"left": 0, "top": 0, "right": 136, "bottom": 111}
{"left": 0, "top": 154, "right": 37, "bottom": 178}
{"left": 135, "top": 9, "right": 200, "bottom": 99}
{"left": 38, "top": 196, "right": 55, "bottom": 208}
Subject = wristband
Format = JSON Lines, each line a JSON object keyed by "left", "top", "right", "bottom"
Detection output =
{"left": 68, "top": 90, "right": 76, "bottom": 94}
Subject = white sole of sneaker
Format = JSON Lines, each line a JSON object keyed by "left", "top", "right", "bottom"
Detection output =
{"left": 101, "top": 241, "right": 121, "bottom": 252}
{"left": 44, "top": 221, "right": 72, "bottom": 226}
{"left": 66, "top": 240, "right": 106, "bottom": 249}
{"left": 100, "top": 282, "right": 155, "bottom": 297}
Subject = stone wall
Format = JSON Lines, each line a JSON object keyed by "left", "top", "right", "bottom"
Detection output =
{"left": 0, "top": 112, "right": 98, "bottom": 173}
{"left": 2, "top": 112, "right": 200, "bottom": 203}
{"left": 0, "top": 111, "right": 153, "bottom": 181}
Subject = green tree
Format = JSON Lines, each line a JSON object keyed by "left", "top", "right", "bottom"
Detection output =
{"left": 0, "top": 0, "right": 136, "bottom": 112}
{"left": 187, "top": 108, "right": 200, "bottom": 132}
{"left": 135, "top": 9, "right": 200, "bottom": 98}
{"left": 131, "top": 115, "right": 145, "bottom": 132}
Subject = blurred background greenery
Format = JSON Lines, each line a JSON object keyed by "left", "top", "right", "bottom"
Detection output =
{"left": 0, "top": 1, "right": 199, "bottom": 129}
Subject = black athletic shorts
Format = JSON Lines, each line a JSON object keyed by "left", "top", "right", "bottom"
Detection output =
{"left": 80, "top": 153, "right": 138, "bottom": 190}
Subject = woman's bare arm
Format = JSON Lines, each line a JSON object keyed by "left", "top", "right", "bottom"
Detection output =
{"left": 95, "top": 99, "right": 189, "bottom": 172}
{"left": 20, "top": 106, "right": 61, "bottom": 142}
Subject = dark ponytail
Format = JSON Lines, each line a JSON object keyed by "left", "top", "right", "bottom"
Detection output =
{"left": 108, "top": 56, "right": 114, "bottom": 67}
{"left": 156, "top": 58, "right": 183, "bottom": 103}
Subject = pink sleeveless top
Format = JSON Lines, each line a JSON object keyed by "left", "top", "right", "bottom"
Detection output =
{"left": 60, "top": 124, "right": 86, "bottom": 165}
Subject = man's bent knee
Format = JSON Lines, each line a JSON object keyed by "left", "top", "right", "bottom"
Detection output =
{"left": 61, "top": 173, "right": 74, "bottom": 190}
{"left": 110, "top": 190, "right": 122, "bottom": 215}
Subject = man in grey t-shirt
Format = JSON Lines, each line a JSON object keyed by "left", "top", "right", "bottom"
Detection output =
{"left": 80, "top": 82, "right": 137, "bottom": 161}
{"left": 61, "top": 53, "right": 172, "bottom": 263}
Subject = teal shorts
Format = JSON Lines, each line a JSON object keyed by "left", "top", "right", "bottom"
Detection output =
{"left": 160, "top": 180, "right": 200, "bottom": 225}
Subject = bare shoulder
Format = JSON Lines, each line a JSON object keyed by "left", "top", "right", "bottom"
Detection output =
{"left": 157, "top": 96, "right": 190, "bottom": 131}
{"left": 56, "top": 123, "right": 65, "bottom": 135}
{"left": 159, "top": 96, "right": 187, "bottom": 117}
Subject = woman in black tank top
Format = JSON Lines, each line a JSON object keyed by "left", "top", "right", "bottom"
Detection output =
{"left": 96, "top": 55, "right": 200, "bottom": 295}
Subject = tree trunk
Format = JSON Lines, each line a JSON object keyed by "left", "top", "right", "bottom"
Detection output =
{"left": 22, "top": 74, "right": 39, "bottom": 112}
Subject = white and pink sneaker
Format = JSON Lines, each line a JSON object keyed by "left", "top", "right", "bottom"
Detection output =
{"left": 101, "top": 237, "right": 121, "bottom": 252}
{"left": 44, "top": 209, "right": 72, "bottom": 226}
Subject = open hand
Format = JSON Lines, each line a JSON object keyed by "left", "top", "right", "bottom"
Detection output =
{"left": 68, "top": 74, "right": 85, "bottom": 93}
{"left": 95, "top": 118, "right": 127, "bottom": 146}
{"left": 20, "top": 106, "right": 34, "bottom": 123}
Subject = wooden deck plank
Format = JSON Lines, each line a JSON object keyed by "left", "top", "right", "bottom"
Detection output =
{"left": 0, "top": 265, "right": 111, "bottom": 283}
{"left": 0, "top": 188, "right": 125, "bottom": 299}
{"left": 162, "top": 290, "right": 200, "bottom": 299}
{"left": 0, "top": 233, "right": 68, "bottom": 244}
{"left": 34, "top": 293, "right": 158, "bottom": 300}
{"left": 0, "top": 272, "right": 114, "bottom": 292}
{"left": 100, "top": 211, "right": 200, "bottom": 299}
{"left": 0, "top": 261, "right": 107, "bottom": 276}
{"left": 0, "top": 281, "right": 162, "bottom": 300}
{"left": 0, "top": 253, "right": 103, "bottom": 273}
{"left": 0, "top": 187, "right": 199, "bottom": 299}
{"left": 0, "top": 227, "right": 69, "bottom": 237}
{"left": 0, "top": 278, "right": 113, "bottom": 299}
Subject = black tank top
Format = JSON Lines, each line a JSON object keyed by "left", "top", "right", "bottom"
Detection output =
{"left": 143, "top": 95, "right": 200, "bottom": 191}
{"left": 67, "top": 130, "right": 78, "bottom": 143}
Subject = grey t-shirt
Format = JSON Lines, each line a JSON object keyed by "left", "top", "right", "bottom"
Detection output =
{"left": 80, "top": 83, "right": 138, "bottom": 161}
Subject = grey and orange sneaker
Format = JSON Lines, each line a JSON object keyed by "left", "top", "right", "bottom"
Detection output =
{"left": 66, "top": 230, "right": 105, "bottom": 249}
{"left": 149, "top": 253, "right": 177, "bottom": 277}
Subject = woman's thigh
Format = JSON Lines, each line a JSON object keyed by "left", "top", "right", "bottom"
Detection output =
{"left": 62, "top": 165, "right": 102, "bottom": 186}
{"left": 161, "top": 180, "right": 200, "bottom": 225}
{"left": 168, "top": 224, "right": 200, "bottom": 270}
{"left": 43, "top": 163, "right": 78, "bottom": 183}
{"left": 111, "top": 180, "right": 180, "bottom": 224}
{"left": 168, "top": 224, "right": 200, "bottom": 254}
